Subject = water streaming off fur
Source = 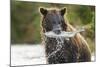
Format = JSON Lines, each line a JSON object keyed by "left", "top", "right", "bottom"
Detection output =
{"left": 45, "top": 27, "right": 85, "bottom": 58}
{"left": 47, "top": 37, "right": 64, "bottom": 58}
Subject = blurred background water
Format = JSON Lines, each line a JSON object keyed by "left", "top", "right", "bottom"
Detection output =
{"left": 11, "top": 44, "right": 46, "bottom": 66}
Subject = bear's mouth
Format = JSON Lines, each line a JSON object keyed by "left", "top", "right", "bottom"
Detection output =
{"left": 53, "top": 29, "right": 61, "bottom": 35}
{"left": 52, "top": 26, "right": 62, "bottom": 35}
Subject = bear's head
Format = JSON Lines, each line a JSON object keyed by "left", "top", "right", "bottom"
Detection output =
{"left": 40, "top": 8, "right": 67, "bottom": 34}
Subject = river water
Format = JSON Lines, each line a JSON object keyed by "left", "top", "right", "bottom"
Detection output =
{"left": 11, "top": 44, "right": 95, "bottom": 66}
{"left": 11, "top": 44, "right": 46, "bottom": 66}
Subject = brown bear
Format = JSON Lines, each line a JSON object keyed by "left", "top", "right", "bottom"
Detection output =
{"left": 39, "top": 7, "right": 91, "bottom": 64}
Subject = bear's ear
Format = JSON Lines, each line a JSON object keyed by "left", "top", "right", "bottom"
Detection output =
{"left": 40, "top": 8, "right": 48, "bottom": 16}
{"left": 60, "top": 8, "right": 66, "bottom": 16}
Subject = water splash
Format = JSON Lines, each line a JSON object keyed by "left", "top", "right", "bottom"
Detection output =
{"left": 44, "top": 27, "right": 85, "bottom": 58}
{"left": 47, "top": 37, "right": 64, "bottom": 58}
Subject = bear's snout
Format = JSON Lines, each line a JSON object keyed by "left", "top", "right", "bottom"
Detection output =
{"left": 53, "top": 29, "right": 61, "bottom": 34}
